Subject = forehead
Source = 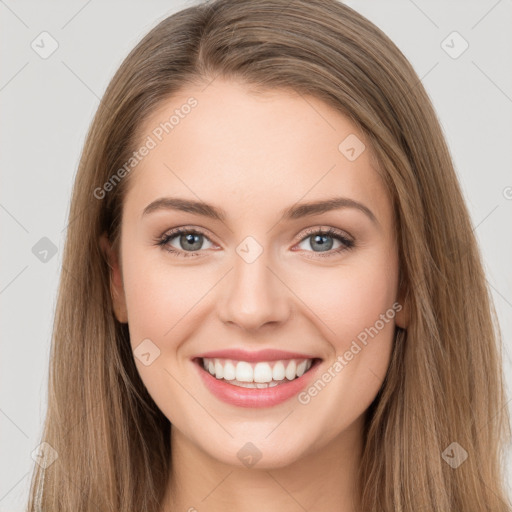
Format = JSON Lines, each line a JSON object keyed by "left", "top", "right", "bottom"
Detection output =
{"left": 124, "top": 78, "right": 389, "bottom": 224}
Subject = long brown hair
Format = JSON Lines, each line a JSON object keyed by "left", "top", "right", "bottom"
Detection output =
{"left": 27, "top": 0, "right": 511, "bottom": 510}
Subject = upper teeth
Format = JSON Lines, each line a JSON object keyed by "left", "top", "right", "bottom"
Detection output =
{"left": 202, "top": 358, "right": 313, "bottom": 383}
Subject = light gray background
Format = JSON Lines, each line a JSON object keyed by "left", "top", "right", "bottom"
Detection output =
{"left": 1, "top": 1, "right": 511, "bottom": 510}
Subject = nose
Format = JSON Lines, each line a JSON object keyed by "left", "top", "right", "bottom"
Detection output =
{"left": 218, "top": 247, "right": 291, "bottom": 332}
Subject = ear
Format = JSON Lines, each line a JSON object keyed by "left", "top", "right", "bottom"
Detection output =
{"left": 394, "top": 276, "right": 409, "bottom": 329}
{"left": 99, "top": 232, "right": 128, "bottom": 324}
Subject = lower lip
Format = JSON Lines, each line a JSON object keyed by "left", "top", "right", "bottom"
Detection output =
{"left": 193, "top": 358, "right": 322, "bottom": 408}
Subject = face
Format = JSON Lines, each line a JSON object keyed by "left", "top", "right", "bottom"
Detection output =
{"left": 101, "top": 77, "right": 407, "bottom": 468}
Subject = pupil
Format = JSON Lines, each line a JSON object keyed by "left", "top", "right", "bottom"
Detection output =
{"left": 312, "top": 234, "right": 333, "bottom": 252}
{"left": 182, "top": 233, "right": 202, "bottom": 251}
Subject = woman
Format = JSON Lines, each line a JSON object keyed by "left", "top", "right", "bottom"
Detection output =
{"left": 27, "top": 0, "right": 511, "bottom": 510}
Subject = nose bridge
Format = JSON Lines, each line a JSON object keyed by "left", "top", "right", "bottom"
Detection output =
{"left": 218, "top": 237, "right": 290, "bottom": 329}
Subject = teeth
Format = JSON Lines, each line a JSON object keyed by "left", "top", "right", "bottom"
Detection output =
{"left": 254, "top": 362, "right": 273, "bottom": 383}
{"left": 235, "top": 361, "right": 253, "bottom": 382}
{"left": 213, "top": 360, "right": 222, "bottom": 379}
{"left": 272, "top": 361, "right": 285, "bottom": 381}
{"left": 223, "top": 361, "right": 236, "bottom": 380}
{"left": 200, "top": 357, "right": 315, "bottom": 384}
{"left": 228, "top": 379, "right": 281, "bottom": 389}
{"left": 296, "top": 360, "right": 307, "bottom": 377}
{"left": 285, "top": 360, "right": 297, "bottom": 380}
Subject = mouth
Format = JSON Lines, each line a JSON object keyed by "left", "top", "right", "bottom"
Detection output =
{"left": 191, "top": 355, "right": 323, "bottom": 408}
{"left": 193, "top": 356, "right": 322, "bottom": 388}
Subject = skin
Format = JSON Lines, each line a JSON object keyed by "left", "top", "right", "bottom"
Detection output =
{"left": 100, "top": 77, "right": 407, "bottom": 512}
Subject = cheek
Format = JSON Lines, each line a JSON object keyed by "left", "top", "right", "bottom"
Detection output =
{"left": 120, "top": 252, "right": 206, "bottom": 419}
{"left": 293, "top": 253, "right": 399, "bottom": 346}
{"left": 122, "top": 250, "right": 207, "bottom": 341}
{"left": 292, "top": 257, "right": 398, "bottom": 432}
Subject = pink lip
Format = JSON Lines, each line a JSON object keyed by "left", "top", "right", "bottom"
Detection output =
{"left": 194, "top": 348, "right": 318, "bottom": 362}
{"left": 192, "top": 357, "right": 322, "bottom": 408}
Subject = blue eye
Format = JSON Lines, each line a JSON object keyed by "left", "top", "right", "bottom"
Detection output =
{"left": 294, "top": 227, "right": 355, "bottom": 258}
{"left": 155, "top": 226, "right": 354, "bottom": 258}
{"left": 156, "top": 228, "right": 214, "bottom": 257}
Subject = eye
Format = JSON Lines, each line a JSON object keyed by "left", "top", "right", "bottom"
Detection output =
{"left": 294, "top": 227, "right": 355, "bottom": 258}
{"left": 154, "top": 226, "right": 355, "bottom": 259}
{"left": 155, "top": 227, "right": 215, "bottom": 258}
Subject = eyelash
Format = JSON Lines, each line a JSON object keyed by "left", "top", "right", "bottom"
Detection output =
{"left": 154, "top": 226, "right": 355, "bottom": 259}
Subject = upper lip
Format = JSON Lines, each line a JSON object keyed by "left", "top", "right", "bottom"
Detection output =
{"left": 194, "top": 348, "right": 320, "bottom": 362}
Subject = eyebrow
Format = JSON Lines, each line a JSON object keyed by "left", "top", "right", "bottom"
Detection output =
{"left": 141, "top": 196, "right": 378, "bottom": 225}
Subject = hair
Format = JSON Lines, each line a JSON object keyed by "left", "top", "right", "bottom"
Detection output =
{"left": 26, "top": 0, "right": 511, "bottom": 510}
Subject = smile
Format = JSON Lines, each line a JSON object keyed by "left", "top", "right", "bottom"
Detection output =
{"left": 192, "top": 356, "right": 322, "bottom": 408}
{"left": 200, "top": 357, "right": 314, "bottom": 388}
